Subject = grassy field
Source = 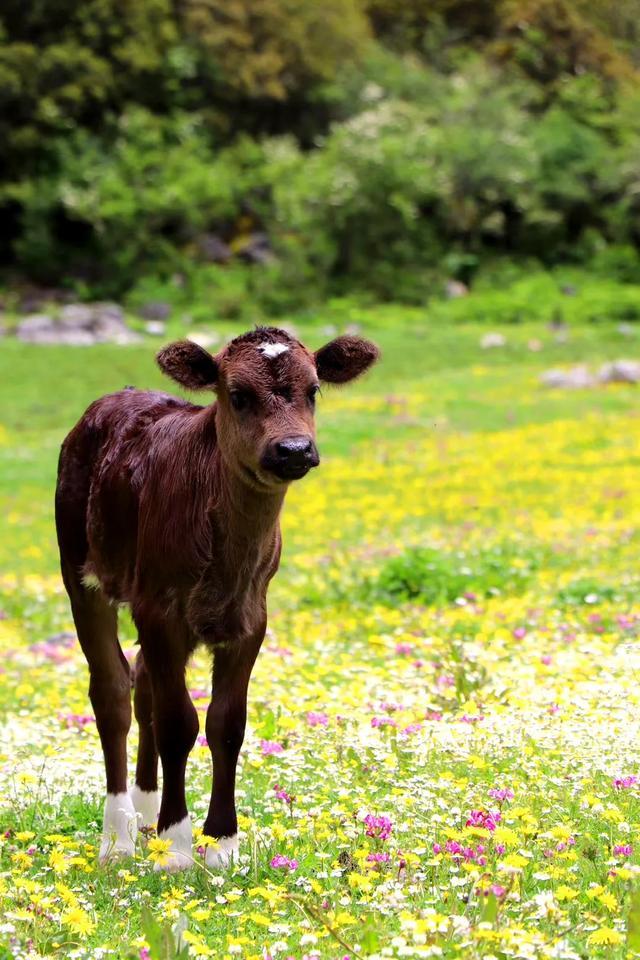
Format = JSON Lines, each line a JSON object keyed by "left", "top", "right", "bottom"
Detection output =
{"left": 2, "top": 307, "right": 640, "bottom": 959}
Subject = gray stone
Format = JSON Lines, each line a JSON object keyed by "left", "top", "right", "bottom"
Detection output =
{"left": 144, "top": 320, "right": 167, "bottom": 336}
{"left": 196, "top": 234, "right": 232, "bottom": 264}
{"left": 236, "top": 232, "right": 274, "bottom": 265}
{"left": 186, "top": 331, "right": 220, "bottom": 349}
{"left": 480, "top": 332, "right": 506, "bottom": 349}
{"left": 540, "top": 366, "right": 594, "bottom": 389}
{"left": 598, "top": 360, "right": 640, "bottom": 384}
{"left": 59, "top": 304, "right": 94, "bottom": 329}
{"left": 445, "top": 280, "right": 469, "bottom": 299}
{"left": 16, "top": 302, "right": 141, "bottom": 345}
{"left": 138, "top": 301, "right": 172, "bottom": 321}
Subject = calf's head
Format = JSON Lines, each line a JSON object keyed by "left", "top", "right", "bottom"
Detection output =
{"left": 157, "top": 327, "right": 379, "bottom": 488}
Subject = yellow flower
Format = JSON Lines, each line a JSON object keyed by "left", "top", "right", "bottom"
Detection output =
{"left": 49, "top": 848, "right": 70, "bottom": 874}
{"left": 586, "top": 927, "right": 623, "bottom": 946}
{"left": 147, "top": 836, "right": 172, "bottom": 866}
{"left": 61, "top": 907, "right": 96, "bottom": 935}
{"left": 597, "top": 891, "right": 618, "bottom": 912}
{"left": 555, "top": 885, "right": 579, "bottom": 901}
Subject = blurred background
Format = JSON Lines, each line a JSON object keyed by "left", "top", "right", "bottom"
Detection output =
{"left": 1, "top": 0, "right": 640, "bottom": 322}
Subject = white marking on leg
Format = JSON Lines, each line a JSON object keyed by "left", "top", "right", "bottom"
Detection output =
{"left": 99, "top": 792, "right": 137, "bottom": 863}
{"left": 154, "top": 815, "right": 194, "bottom": 872}
{"left": 205, "top": 833, "right": 239, "bottom": 870}
{"left": 258, "top": 342, "right": 289, "bottom": 358}
{"left": 130, "top": 785, "right": 160, "bottom": 827}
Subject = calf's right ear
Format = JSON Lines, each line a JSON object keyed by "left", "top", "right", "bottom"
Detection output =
{"left": 156, "top": 341, "right": 218, "bottom": 390}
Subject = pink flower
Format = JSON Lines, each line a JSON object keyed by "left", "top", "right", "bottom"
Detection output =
{"left": 488, "top": 787, "right": 514, "bottom": 803}
{"left": 306, "top": 711, "right": 329, "bottom": 727}
{"left": 196, "top": 734, "right": 208, "bottom": 747}
{"left": 366, "top": 851, "right": 390, "bottom": 863}
{"left": 260, "top": 740, "right": 284, "bottom": 755}
{"left": 512, "top": 627, "right": 526, "bottom": 639}
{"left": 540, "top": 655, "right": 552, "bottom": 665}
{"left": 614, "top": 844, "right": 632, "bottom": 857}
{"left": 466, "top": 809, "right": 501, "bottom": 832}
{"left": 270, "top": 854, "right": 298, "bottom": 870}
{"left": 371, "top": 716, "right": 396, "bottom": 728}
{"left": 395, "top": 642, "right": 412, "bottom": 655}
{"left": 614, "top": 775, "right": 638, "bottom": 790}
{"left": 274, "top": 784, "right": 293, "bottom": 804}
{"left": 363, "top": 814, "right": 392, "bottom": 841}
{"left": 401, "top": 722, "right": 423, "bottom": 736}
{"left": 60, "top": 713, "right": 95, "bottom": 730}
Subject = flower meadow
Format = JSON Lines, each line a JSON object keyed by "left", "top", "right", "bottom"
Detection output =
{"left": 3, "top": 319, "right": 640, "bottom": 959}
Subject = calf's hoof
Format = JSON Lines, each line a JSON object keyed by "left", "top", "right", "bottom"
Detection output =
{"left": 130, "top": 785, "right": 160, "bottom": 827}
{"left": 205, "top": 834, "right": 239, "bottom": 870}
{"left": 154, "top": 816, "right": 194, "bottom": 873}
{"left": 99, "top": 792, "right": 138, "bottom": 863}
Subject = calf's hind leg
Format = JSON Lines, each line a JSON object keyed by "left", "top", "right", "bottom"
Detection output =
{"left": 62, "top": 570, "right": 137, "bottom": 861}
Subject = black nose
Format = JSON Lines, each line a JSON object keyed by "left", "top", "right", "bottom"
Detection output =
{"left": 261, "top": 435, "right": 320, "bottom": 480}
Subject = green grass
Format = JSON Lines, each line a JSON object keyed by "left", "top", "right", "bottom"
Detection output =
{"left": 2, "top": 294, "right": 640, "bottom": 959}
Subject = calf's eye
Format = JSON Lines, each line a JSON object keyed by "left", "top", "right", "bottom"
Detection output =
{"left": 230, "top": 390, "right": 252, "bottom": 412}
{"left": 308, "top": 385, "right": 321, "bottom": 408}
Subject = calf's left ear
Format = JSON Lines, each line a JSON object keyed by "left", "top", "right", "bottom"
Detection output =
{"left": 314, "top": 335, "right": 380, "bottom": 384}
{"left": 156, "top": 340, "right": 219, "bottom": 390}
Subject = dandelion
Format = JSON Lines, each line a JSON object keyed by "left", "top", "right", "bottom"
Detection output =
{"left": 61, "top": 907, "right": 96, "bottom": 935}
{"left": 587, "top": 928, "right": 624, "bottom": 946}
{"left": 147, "top": 836, "right": 173, "bottom": 867}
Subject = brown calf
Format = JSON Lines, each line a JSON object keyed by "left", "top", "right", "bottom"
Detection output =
{"left": 55, "top": 326, "right": 378, "bottom": 870}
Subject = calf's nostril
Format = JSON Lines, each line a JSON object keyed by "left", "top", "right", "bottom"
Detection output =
{"left": 276, "top": 437, "right": 312, "bottom": 458}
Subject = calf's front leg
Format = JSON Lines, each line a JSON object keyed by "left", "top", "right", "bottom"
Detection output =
{"left": 203, "top": 635, "right": 263, "bottom": 868}
{"left": 138, "top": 624, "right": 199, "bottom": 872}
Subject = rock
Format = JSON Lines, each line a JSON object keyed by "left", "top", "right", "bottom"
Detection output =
{"left": 445, "top": 280, "right": 469, "bottom": 299}
{"left": 480, "top": 332, "right": 506, "bottom": 349}
{"left": 138, "top": 301, "right": 172, "bottom": 321}
{"left": 59, "top": 304, "right": 95, "bottom": 329}
{"left": 540, "top": 366, "right": 594, "bottom": 389}
{"left": 144, "top": 321, "right": 166, "bottom": 336}
{"left": 617, "top": 323, "right": 635, "bottom": 337}
{"left": 17, "top": 314, "right": 57, "bottom": 343}
{"left": 235, "top": 231, "right": 274, "bottom": 265}
{"left": 16, "top": 302, "right": 141, "bottom": 345}
{"left": 196, "top": 233, "right": 232, "bottom": 264}
{"left": 598, "top": 360, "right": 640, "bottom": 384}
{"left": 187, "top": 331, "right": 220, "bottom": 349}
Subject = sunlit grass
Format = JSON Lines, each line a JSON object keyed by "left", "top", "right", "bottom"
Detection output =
{"left": 2, "top": 312, "right": 640, "bottom": 958}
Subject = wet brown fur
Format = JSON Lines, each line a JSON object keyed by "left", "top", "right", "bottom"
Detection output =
{"left": 55, "top": 327, "right": 379, "bottom": 842}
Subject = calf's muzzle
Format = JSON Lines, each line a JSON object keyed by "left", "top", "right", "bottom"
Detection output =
{"left": 261, "top": 435, "right": 320, "bottom": 481}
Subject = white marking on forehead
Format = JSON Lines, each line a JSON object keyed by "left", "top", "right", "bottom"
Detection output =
{"left": 258, "top": 342, "right": 289, "bottom": 358}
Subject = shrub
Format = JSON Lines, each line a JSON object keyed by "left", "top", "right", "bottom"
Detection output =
{"left": 366, "top": 544, "right": 539, "bottom": 605}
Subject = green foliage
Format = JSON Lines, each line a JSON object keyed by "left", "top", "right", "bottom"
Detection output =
{"left": 1, "top": 0, "right": 640, "bottom": 304}
{"left": 366, "top": 544, "right": 539, "bottom": 605}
